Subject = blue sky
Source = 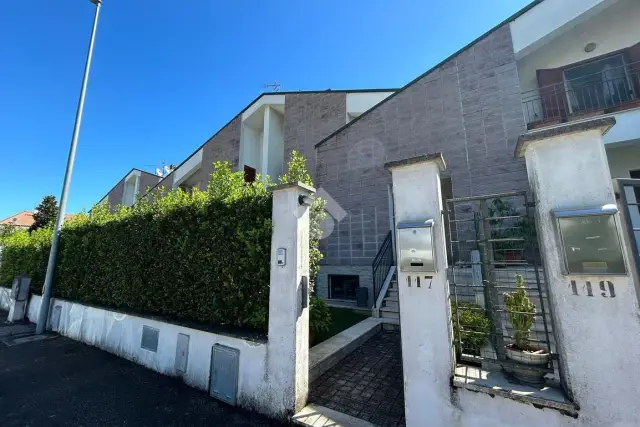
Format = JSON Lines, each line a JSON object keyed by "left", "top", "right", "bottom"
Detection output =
{"left": 0, "top": 0, "right": 532, "bottom": 220}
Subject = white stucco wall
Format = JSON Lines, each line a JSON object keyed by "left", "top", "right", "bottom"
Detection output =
{"left": 510, "top": 0, "right": 618, "bottom": 59}
{"left": 346, "top": 92, "right": 394, "bottom": 122}
{"left": 265, "top": 184, "right": 312, "bottom": 417}
{"left": 264, "top": 107, "right": 285, "bottom": 180}
{"left": 516, "top": 0, "right": 640, "bottom": 95}
{"left": 0, "top": 286, "right": 10, "bottom": 311}
{"left": 241, "top": 94, "right": 285, "bottom": 122}
{"left": 390, "top": 159, "right": 454, "bottom": 427}
{"left": 172, "top": 148, "right": 203, "bottom": 188}
{"left": 21, "top": 294, "right": 269, "bottom": 407}
{"left": 240, "top": 123, "right": 262, "bottom": 172}
{"left": 602, "top": 109, "right": 640, "bottom": 145}
{"left": 606, "top": 141, "right": 640, "bottom": 178}
{"left": 521, "top": 125, "right": 640, "bottom": 427}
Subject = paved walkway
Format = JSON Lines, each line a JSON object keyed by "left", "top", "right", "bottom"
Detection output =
{"left": 308, "top": 330, "right": 405, "bottom": 427}
{"left": 0, "top": 317, "right": 285, "bottom": 427}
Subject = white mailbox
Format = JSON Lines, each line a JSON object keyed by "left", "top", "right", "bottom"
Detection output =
{"left": 397, "top": 219, "right": 436, "bottom": 273}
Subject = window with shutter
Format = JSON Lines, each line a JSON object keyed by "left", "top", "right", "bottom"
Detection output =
{"left": 536, "top": 68, "right": 568, "bottom": 121}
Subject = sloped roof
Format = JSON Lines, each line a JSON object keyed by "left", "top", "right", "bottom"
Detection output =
{"left": 0, "top": 211, "right": 75, "bottom": 228}
{"left": 0, "top": 211, "right": 34, "bottom": 228}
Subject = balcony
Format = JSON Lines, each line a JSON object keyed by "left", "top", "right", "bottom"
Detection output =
{"left": 522, "top": 60, "right": 640, "bottom": 131}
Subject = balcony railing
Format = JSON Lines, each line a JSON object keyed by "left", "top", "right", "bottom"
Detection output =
{"left": 522, "top": 61, "right": 640, "bottom": 130}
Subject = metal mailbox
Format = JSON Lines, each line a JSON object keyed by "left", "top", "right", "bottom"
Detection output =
{"left": 553, "top": 204, "right": 626, "bottom": 275}
{"left": 397, "top": 219, "right": 436, "bottom": 273}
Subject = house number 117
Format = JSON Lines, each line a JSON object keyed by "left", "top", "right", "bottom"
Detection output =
{"left": 570, "top": 280, "right": 616, "bottom": 298}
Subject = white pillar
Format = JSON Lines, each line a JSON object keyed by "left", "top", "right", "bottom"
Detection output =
{"left": 264, "top": 182, "right": 314, "bottom": 419}
{"left": 516, "top": 117, "right": 640, "bottom": 425}
{"left": 387, "top": 155, "right": 453, "bottom": 427}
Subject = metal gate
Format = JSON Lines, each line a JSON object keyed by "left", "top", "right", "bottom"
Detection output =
{"left": 445, "top": 191, "right": 558, "bottom": 380}
{"left": 618, "top": 179, "right": 640, "bottom": 278}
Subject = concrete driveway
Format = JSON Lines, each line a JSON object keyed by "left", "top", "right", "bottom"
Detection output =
{"left": 0, "top": 323, "right": 286, "bottom": 427}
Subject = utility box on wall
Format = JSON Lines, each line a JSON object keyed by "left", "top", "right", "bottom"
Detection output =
{"left": 397, "top": 219, "right": 436, "bottom": 273}
{"left": 553, "top": 204, "right": 626, "bottom": 275}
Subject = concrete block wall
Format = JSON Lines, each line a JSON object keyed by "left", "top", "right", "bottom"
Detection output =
{"left": 315, "top": 24, "right": 529, "bottom": 280}
{"left": 283, "top": 92, "right": 347, "bottom": 181}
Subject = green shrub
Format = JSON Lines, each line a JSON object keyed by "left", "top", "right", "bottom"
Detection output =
{"left": 504, "top": 274, "right": 536, "bottom": 350}
{"left": 279, "top": 150, "right": 326, "bottom": 281}
{"left": 450, "top": 301, "right": 491, "bottom": 355}
{"left": 309, "top": 296, "right": 331, "bottom": 341}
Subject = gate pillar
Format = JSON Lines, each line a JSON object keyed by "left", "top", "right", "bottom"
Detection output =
{"left": 386, "top": 154, "right": 453, "bottom": 426}
{"left": 516, "top": 117, "right": 640, "bottom": 425}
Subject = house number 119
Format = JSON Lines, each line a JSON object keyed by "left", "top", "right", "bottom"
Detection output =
{"left": 570, "top": 280, "right": 616, "bottom": 298}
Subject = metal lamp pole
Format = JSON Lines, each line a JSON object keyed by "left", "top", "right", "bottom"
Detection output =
{"left": 36, "top": 0, "right": 102, "bottom": 334}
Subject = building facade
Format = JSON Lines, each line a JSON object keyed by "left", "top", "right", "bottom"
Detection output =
{"left": 98, "top": 0, "right": 640, "bottom": 309}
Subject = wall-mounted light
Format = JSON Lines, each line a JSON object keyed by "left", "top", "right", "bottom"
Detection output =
{"left": 584, "top": 42, "right": 597, "bottom": 53}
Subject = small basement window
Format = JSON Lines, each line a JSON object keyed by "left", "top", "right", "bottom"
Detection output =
{"left": 329, "top": 275, "right": 359, "bottom": 300}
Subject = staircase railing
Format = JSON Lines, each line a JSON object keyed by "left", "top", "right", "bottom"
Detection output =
{"left": 372, "top": 230, "right": 394, "bottom": 308}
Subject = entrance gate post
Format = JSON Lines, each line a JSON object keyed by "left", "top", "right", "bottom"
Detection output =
{"left": 516, "top": 117, "right": 640, "bottom": 425}
{"left": 386, "top": 154, "right": 453, "bottom": 427}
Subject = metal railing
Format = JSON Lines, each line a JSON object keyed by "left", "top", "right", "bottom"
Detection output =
{"left": 617, "top": 179, "right": 640, "bottom": 279}
{"left": 372, "top": 230, "right": 394, "bottom": 308}
{"left": 522, "top": 61, "right": 640, "bottom": 128}
{"left": 446, "top": 192, "right": 559, "bottom": 383}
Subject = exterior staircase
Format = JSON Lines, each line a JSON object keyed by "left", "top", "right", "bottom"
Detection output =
{"left": 377, "top": 272, "right": 400, "bottom": 325}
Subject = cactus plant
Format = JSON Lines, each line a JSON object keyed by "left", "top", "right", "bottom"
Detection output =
{"left": 504, "top": 274, "right": 536, "bottom": 350}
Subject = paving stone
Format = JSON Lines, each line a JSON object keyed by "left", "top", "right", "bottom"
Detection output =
{"left": 309, "top": 331, "right": 404, "bottom": 427}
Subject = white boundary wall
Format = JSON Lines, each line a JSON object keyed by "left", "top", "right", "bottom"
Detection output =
{"left": 15, "top": 293, "right": 270, "bottom": 409}
{"left": 0, "top": 182, "right": 315, "bottom": 421}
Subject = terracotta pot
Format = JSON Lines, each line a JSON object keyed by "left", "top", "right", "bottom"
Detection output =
{"left": 504, "top": 345, "right": 550, "bottom": 385}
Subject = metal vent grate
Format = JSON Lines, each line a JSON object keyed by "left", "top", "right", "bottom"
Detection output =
{"left": 141, "top": 326, "right": 159, "bottom": 352}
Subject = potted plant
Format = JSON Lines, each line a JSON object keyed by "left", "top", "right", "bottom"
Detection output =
{"left": 450, "top": 302, "right": 491, "bottom": 360}
{"left": 503, "top": 275, "right": 550, "bottom": 384}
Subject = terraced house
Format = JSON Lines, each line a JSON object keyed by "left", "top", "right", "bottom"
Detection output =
{"left": 99, "top": 0, "right": 640, "bottom": 319}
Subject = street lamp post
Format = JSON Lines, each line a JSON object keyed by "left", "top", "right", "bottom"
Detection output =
{"left": 36, "top": 0, "right": 102, "bottom": 334}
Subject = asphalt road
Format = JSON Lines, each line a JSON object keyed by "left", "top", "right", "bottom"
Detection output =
{"left": 0, "top": 334, "right": 287, "bottom": 427}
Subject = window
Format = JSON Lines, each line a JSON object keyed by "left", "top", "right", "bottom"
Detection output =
{"left": 564, "top": 55, "right": 635, "bottom": 113}
{"left": 328, "top": 275, "right": 359, "bottom": 300}
{"left": 244, "top": 165, "right": 256, "bottom": 183}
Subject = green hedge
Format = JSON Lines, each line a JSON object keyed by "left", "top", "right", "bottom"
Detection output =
{"left": 0, "top": 154, "right": 329, "bottom": 333}
{"left": 1, "top": 162, "right": 273, "bottom": 331}
{"left": 0, "top": 226, "right": 52, "bottom": 294}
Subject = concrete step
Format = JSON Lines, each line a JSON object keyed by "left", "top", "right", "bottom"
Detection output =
{"left": 383, "top": 301, "right": 399, "bottom": 310}
{"left": 294, "top": 404, "right": 378, "bottom": 427}
{"left": 387, "top": 289, "right": 398, "bottom": 297}
{"left": 380, "top": 308, "right": 400, "bottom": 321}
{"left": 383, "top": 295, "right": 398, "bottom": 303}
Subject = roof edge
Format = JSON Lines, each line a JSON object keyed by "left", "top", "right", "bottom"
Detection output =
{"left": 314, "top": 0, "right": 546, "bottom": 149}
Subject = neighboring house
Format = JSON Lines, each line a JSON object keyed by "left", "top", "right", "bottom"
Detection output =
{"left": 98, "top": 0, "right": 640, "bottom": 311}
{"left": 0, "top": 211, "right": 35, "bottom": 229}
{"left": 0, "top": 211, "right": 75, "bottom": 229}
{"left": 98, "top": 168, "right": 163, "bottom": 208}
